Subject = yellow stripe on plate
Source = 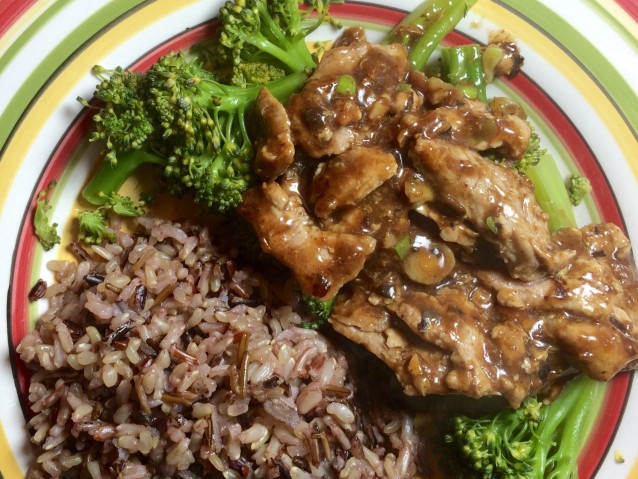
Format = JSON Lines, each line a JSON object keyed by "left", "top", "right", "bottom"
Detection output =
{"left": 0, "top": 421, "right": 25, "bottom": 479}
{"left": 0, "top": 0, "right": 200, "bottom": 211}
{"left": 475, "top": 0, "right": 638, "bottom": 181}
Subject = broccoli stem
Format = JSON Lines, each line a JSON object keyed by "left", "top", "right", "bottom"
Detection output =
{"left": 439, "top": 44, "right": 487, "bottom": 102}
{"left": 525, "top": 152, "right": 577, "bottom": 232}
{"left": 521, "top": 133, "right": 606, "bottom": 479}
{"left": 248, "top": 35, "right": 315, "bottom": 73}
{"left": 210, "top": 71, "right": 309, "bottom": 112}
{"left": 82, "top": 150, "right": 164, "bottom": 206}
{"left": 237, "top": 1, "right": 315, "bottom": 74}
{"left": 382, "top": 0, "right": 479, "bottom": 70}
{"left": 533, "top": 376, "right": 606, "bottom": 479}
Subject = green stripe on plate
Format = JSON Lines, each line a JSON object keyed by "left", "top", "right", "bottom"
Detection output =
{"left": 0, "top": 0, "right": 73, "bottom": 77}
{"left": 499, "top": 0, "right": 638, "bottom": 134}
{"left": 0, "top": 0, "right": 145, "bottom": 153}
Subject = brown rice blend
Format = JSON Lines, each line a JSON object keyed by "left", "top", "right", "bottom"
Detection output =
{"left": 17, "top": 217, "right": 419, "bottom": 479}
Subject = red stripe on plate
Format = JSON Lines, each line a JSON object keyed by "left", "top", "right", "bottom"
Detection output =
{"left": 10, "top": 110, "right": 95, "bottom": 398}
{"left": 0, "top": 0, "right": 38, "bottom": 40}
{"left": 615, "top": 0, "right": 638, "bottom": 23}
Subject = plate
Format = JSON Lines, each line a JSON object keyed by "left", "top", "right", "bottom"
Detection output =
{"left": 0, "top": 0, "right": 637, "bottom": 477}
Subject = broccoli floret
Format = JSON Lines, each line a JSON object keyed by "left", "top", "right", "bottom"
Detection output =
{"left": 104, "top": 192, "right": 146, "bottom": 217}
{"left": 78, "top": 67, "right": 153, "bottom": 166}
{"left": 77, "top": 191, "right": 146, "bottom": 244}
{"left": 218, "top": 0, "right": 336, "bottom": 76}
{"left": 79, "top": 0, "right": 342, "bottom": 215}
{"left": 232, "top": 61, "right": 287, "bottom": 87}
{"left": 566, "top": 174, "right": 591, "bottom": 206}
{"left": 33, "top": 180, "right": 61, "bottom": 251}
{"left": 80, "top": 53, "right": 308, "bottom": 215}
{"left": 77, "top": 209, "right": 116, "bottom": 244}
{"left": 301, "top": 295, "right": 336, "bottom": 329}
{"left": 446, "top": 376, "right": 604, "bottom": 479}
{"left": 516, "top": 129, "right": 544, "bottom": 173}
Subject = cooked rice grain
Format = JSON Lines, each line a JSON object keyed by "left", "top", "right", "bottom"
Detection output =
{"left": 18, "top": 218, "right": 418, "bottom": 479}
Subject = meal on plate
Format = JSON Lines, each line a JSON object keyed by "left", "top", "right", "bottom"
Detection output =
{"left": 16, "top": 0, "right": 638, "bottom": 478}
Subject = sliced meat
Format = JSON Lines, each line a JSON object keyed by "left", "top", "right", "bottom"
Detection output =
{"left": 547, "top": 315, "right": 636, "bottom": 380}
{"left": 390, "top": 289, "right": 543, "bottom": 405}
{"left": 322, "top": 178, "right": 412, "bottom": 252}
{"left": 390, "top": 290, "right": 499, "bottom": 399}
{"left": 311, "top": 146, "right": 398, "bottom": 218}
{"left": 407, "top": 72, "right": 461, "bottom": 108}
{"left": 333, "top": 26, "right": 367, "bottom": 48}
{"left": 396, "top": 96, "right": 531, "bottom": 159}
{"left": 287, "top": 41, "right": 414, "bottom": 158}
{"left": 249, "top": 27, "right": 638, "bottom": 407}
{"left": 253, "top": 88, "right": 295, "bottom": 181}
{"left": 238, "top": 182, "right": 376, "bottom": 300}
{"left": 330, "top": 268, "right": 559, "bottom": 406}
{"left": 480, "top": 224, "right": 636, "bottom": 320}
{"left": 409, "top": 138, "right": 574, "bottom": 280}
{"left": 330, "top": 288, "right": 452, "bottom": 396}
{"left": 480, "top": 222, "right": 638, "bottom": 381}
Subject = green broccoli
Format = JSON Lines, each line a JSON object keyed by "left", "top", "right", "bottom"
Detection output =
{"left": 77, "top": 209, "right": 116, "bottom": 245}
{"left": 439, "top": 44, "right": 487, "bottom": 102}
{"left": 79, "top": 53, "right": 308, "bottom": 214}
{"left": 33, "top": 180, "right": 61, "bottom": 251}
{"left": 521, "top": 130, "right": 578, "bottom": 233}
{"left": 77, "top": 191, "right": 147, "bottom": 244}
{"left": 382, "top": 0, "right": 479, "bottom": 70}
{"left": 446, "top": 376, "right": 605, "bottom": 479}
{"left": 566, "top": 174, "right": 592, "bottom": 206}
{"left": 479, "top": 125, "right": 576, "bottom": 233}
{"left": 231, "top": 61, "right": 287, "bottom": 88}
{"left": 218, "top": 0, "right": 335, "bottom": 76}
{"left": 79, "top": 0, "right": 341, "bottom": 215}
{"left": 516, "top": 130, "right": 544, "bottom": 174}
{"left": 301, "top": 294, "right": 336, "bottom": 329}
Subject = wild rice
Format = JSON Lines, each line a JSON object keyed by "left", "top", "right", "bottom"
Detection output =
{"left": 18, "top": 217, "right": 418, "bottom": 479}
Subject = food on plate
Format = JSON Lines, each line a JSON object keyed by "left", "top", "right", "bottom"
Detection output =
{"left": 18, "top": 218, "right": 419, "bottom": 478}
{"left": 77, "top": 0, "right": 338, "bottom": 217}
{"left": 240, "top": 27, "right": 638, "bottom": 407}
{"left": 17, "top": 0, "right": 638, "bottom": 477}
{"left": 446, "top": 376, "right": 603, "bottom": 479}
{"left": 34, "top": 181, "right": 62, "bottom": 251}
